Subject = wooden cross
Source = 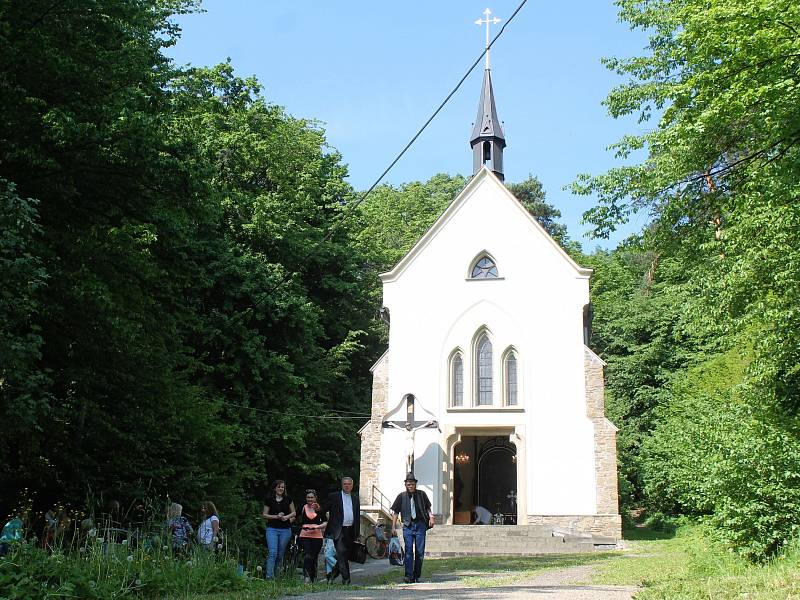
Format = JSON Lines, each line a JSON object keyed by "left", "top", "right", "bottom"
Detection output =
{"left": 475, "top": 7, "right": 501, "bottom": 70}
{"left": 382, "top": 395, "right": 438, "bottom": 474}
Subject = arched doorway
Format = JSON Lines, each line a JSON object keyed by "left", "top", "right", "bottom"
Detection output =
{"left": 477, "top": 437, "right": 517, "bottom": 523}
{"left": 452, "top": 435, "right": 517, "bottom": 524}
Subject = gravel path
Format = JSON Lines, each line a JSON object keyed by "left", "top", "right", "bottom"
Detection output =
{"left": 282, "top": 562, "right": 638, "bottom": 600}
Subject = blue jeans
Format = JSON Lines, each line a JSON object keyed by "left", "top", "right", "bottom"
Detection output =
{"left": 402, "top": 520, "right": 427, "bottom": 580}
{"left": 265, "top": 527, "right": 291, "bottom": 579}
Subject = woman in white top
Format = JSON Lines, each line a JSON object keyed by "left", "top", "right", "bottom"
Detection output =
{"left": 197, "top": 501, "right": 220, "bottom": 549}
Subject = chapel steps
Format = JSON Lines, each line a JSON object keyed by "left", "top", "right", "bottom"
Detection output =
{"left": 360, "top": 504, "right": 393, "bottom": 525}
{"left": 422, "top": 524, "right": 619, "bottom": 557}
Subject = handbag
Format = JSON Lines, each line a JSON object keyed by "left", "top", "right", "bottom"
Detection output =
{"left": 388, "top": 535, "right": 404, "bottom": 566}
{"left": 349, "top": 540, "right": 367, "bottom": 564}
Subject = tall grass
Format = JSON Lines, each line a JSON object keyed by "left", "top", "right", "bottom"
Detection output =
{"left": 0, "top": 500, "right": 269, "bottom": 599}
{"left": 0, "top": 538, "right": 256, "bottom": 599}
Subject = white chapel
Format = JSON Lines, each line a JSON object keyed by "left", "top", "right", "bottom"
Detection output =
{"left": 358, "top": 29, "right": 621, "bottom": 541}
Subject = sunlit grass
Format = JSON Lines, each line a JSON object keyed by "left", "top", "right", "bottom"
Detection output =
{"left": 370, "top": 551, "right": 620, "bottom": 588}
{"left": 591, "top": 525, "right": 800, "bottom": 600}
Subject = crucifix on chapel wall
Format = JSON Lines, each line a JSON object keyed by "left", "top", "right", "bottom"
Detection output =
{"left": 382, "top": 394, "right": 438, "bottom": 475}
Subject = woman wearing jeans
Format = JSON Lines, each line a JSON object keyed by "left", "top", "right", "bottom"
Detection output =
{"left": 262, "top": 480, "right": 296, "bottom": 579}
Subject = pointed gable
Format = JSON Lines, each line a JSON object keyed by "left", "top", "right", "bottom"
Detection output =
{"left": 380, "top": 167, "right": 592, "bottom": 283}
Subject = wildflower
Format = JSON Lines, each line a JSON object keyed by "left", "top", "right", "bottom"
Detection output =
{"left": 135, "top": 579, "right": 141, "bottom": 586}
{"left": 162, "top": 545, "right": 168, "bottom": 551}
{"left": 256, "top": 566, "right": 262, "bottom": 572}
{"left": 217, "top": 543, "right": 223, "bottom": 550}
{"left": 127, "top": 555, "right": 134, "bottom": 562}
{"left": 186, "top": 560, "right": 193, "bottom": 567}
{"left": 79, "top": 547, "right": 86, "bottom": 553}
{"left": 89, "top": 581, "right": 96, "bottom": 588}
{"left": 96, "top": 537, "right": 104, "bottom": 543}
{"left": 121, "top": 539, "right": 128, "bottom": 546}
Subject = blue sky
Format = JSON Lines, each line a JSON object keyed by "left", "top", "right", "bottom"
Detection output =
{"left": 167, "top": 1, "right": 654, "bottom": 249}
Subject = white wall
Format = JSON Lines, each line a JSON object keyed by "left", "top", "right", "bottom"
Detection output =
{"left": 378, "top": 171, "right": 597, "bottom": 516}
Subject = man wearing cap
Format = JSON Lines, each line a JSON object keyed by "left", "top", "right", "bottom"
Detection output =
{"left": 390, "top": 473, "right": 435, "bottom": 583}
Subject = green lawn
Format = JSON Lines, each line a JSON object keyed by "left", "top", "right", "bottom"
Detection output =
{"left": 378, "top": 552, "right": 618, "bottom": 588}
{"left": 591, "top": 525, "right": 800, "bottom": 599}
{"left": 181, "top": 525, "right": 800, "bottom": 599}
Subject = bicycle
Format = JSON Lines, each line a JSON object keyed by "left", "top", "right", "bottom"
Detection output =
{"left": 281, "top": 527, "right": 304, "bottom": 579}
{"left": 365, "top": 523, "right": 389, "bottom": 559}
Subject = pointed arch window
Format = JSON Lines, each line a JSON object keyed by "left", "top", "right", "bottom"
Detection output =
{"left": 450, "top": 352, "right": 464, "bottom": 407}
{"left": 471, "top": 256, "right": 498, "bottom": 279}
{"left": 504, "top": 351, "right": 518, "bottom": 406}
{"left": 475, "top": 334, "right": 493, "bottom": 405}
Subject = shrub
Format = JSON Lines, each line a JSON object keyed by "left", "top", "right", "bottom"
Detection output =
{"left": 0, "top": 538, "right": 251, "bottom": 599}
{"left": 640, "top": 347, "right": 800, "bottom": 561}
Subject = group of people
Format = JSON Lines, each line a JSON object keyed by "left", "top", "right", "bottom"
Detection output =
{"left": 261, "top": 473, "right": 438, "bottom": 586}
{"left": 165, "top": 501, "right": 222, "bottom": 552}
{"left": 96, "top": 499, "right": 223, "bottom": 553}
{"left": 261, "top": 476, "right": 360, "bottom": 584}
{"left": 0, "top": 499, "right": 224, "bottom": 558}
{"left": 3, "top": 474, "right": 440, "bottom": 586}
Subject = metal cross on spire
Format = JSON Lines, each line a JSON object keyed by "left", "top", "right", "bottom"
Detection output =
{"left": 475, "top": 7, "right": 501, "bottom": 70}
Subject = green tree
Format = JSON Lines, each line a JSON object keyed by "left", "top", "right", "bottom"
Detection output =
{"left": 506, "top": 174, "right": 569, "bottom": 245}
{"left": 0, "top": 0, "right": 376, "bottom": 531}
{"left": 573, "top": 0, "right": 800, "bottom": 558}
{"left": 0, "top": 180, "right": 50, "bottom": 492}
{"left": 168, "top": 63, "right": 376, "bottom": 505}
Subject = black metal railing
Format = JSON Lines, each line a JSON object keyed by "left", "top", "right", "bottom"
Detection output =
{"left": 372, "top": 484, "right": 393, "bottom": 516}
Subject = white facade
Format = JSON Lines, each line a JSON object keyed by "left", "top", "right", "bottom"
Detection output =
{"left": 361, "top": 167, "right": 619, "bottom": 535}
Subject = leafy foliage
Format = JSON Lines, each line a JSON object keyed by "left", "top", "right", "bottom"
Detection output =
{"left": 574, "top": 0, "right": 800, "bottom": 559}
{"left": 0, "top": 0, "right": 374, "bottom": 547}
{"left": 0, "top": 540, "right": 249, "bottom": 599}
{"left": 505, "top": 175, "right": 569, "bottom": 246}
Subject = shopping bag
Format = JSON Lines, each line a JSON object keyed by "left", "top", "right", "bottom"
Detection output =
{"left": 349, "top": 540, "right": 367, "bottom": 564}
{"left": 388, "top": 535, "right": 404, "bottom": 566}
{"left": 324, "top": 537, "right": 337, "bottom": 572}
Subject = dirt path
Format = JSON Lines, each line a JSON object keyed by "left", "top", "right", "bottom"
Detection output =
{"left": 283, "top": 563, "right": 638, "bottom": 600}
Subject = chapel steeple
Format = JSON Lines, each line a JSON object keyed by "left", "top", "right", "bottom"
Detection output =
{"left": 470, "top": 8, "right": 506, "bottom": 181}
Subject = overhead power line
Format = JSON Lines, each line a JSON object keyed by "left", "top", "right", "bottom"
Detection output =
{"left": 261, "top": 0, "right": 529, "bottom": 301}
{"left": 224, "top": 2, "right": 530, "bottom": 415}
{"left": 222, "top": 401, "right": 370, "bottom": 420}
{"left": 299, "top": 0, "right": 529, "bottom": 265}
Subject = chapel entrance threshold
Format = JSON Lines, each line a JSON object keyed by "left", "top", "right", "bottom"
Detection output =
{"left": 452, "top": 434, "right": 517, "bottom": 525}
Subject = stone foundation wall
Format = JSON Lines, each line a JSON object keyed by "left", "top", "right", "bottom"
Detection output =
{"left": 359, "top": 352, "right": 389, "bottom": 503}
{"left": 526, "top": 514, "right": 622, "bottom": 539}
{"left": 584, "top": 348, "right": 620, "bottom": 517}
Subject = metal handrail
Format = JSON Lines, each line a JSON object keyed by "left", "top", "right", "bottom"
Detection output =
{"left": 371, "top": 484, "right": 393, "bottom": 516}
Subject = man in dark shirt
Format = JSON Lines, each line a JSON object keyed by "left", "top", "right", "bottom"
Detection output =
{"left": 390, "top": 473, "right": 435, "bottom": 583}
